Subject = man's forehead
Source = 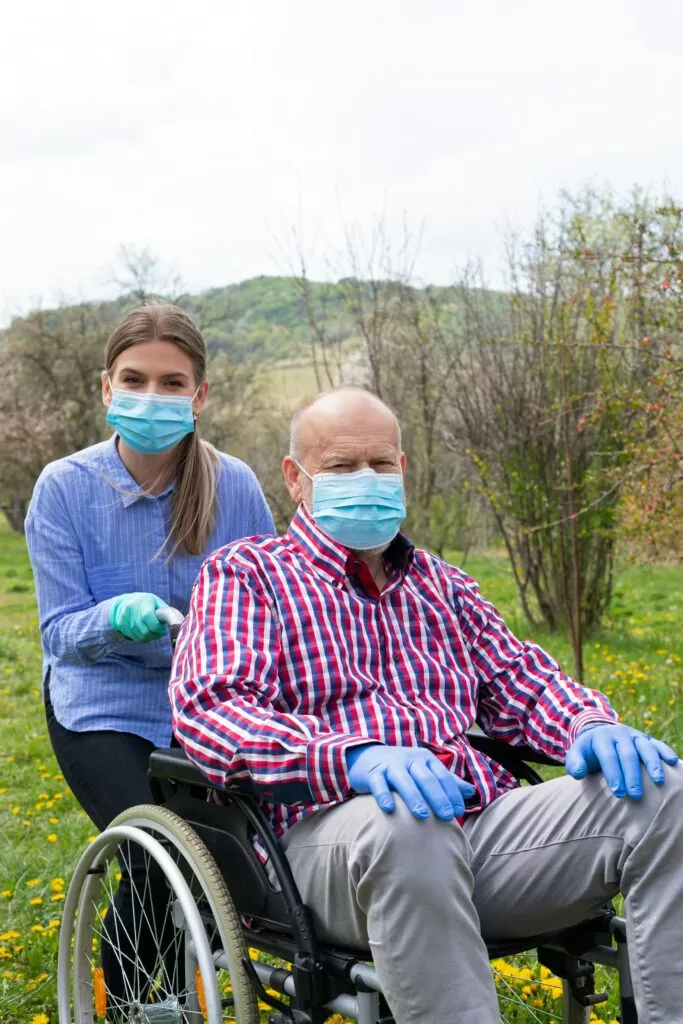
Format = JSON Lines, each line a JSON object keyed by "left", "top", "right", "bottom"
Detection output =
{"left": 300, "top": 418, "right": 399, "bottom": 459}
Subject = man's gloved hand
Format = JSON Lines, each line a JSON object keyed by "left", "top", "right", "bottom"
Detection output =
{"left": 566, "top": 723, "right": 678, "bottom": 800}
{"left": 109, "top": 592, "right": 169, "bottom": 643}
{"left": 346, "top": 744, "right": 476, "bottom": 820}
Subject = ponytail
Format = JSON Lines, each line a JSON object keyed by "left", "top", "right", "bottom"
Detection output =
{"left": 166, "top": 430, "right": 220, "bottom": 558}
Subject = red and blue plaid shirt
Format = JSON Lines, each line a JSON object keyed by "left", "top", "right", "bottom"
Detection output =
{"left": 170, "top": 506, "right": 617, "bottom": 841}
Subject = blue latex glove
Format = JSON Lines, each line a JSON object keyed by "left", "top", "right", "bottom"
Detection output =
{"left": 109, "top": 592, "right": 169, "bottom": 643}
{"left": 346, "top": 744, "right": 476, "bottom": 820}
{"left": 566, "top": 723, "right": 678, "bottom": 800}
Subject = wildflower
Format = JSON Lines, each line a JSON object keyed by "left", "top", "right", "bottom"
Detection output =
{"left": 30, "top": 925, "right": 44, "bottom": 933}
{"left": 29, "top": 897, "right": 43, "bottom": 906}
{"left": 11, "top": 807, "right": 20, "bottom": 815}
{"left": 0, "top": 931, "right": 19, "bottom": 942}
{"left": 1, "top": 891, "right": 13, "bottom": 899}
{"left": 0, "top": 947, "right": 11, "bottom": 960}
{"left": 31, "top": 1014, "right": 50, "bottom": 1024}
{"left": 49, "top": 919, "right": 61, "bottom": 928}
{"left": 49, "top": 817, "right": 59, "bottom": 824}
{"left": 47, "top": 834, "right": 58, "bottom": 843}
{"left": 51, "top": 894, "right": 65, "bottom": 902}
{"left": 26, "top": 879, "right": 41, "bottom": 887}
{"left": 50, "top": 878, "right": 64, "bottom": 891}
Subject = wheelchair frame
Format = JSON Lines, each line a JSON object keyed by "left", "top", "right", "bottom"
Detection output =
{"left": 140, "top": 734, "right": 637, "bottom": 1024}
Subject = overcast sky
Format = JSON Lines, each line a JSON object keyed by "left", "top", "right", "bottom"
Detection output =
{"left": 2, "top": 0, "right": 683, "bottom": 322}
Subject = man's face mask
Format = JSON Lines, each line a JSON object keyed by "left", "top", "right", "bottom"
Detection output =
{"left": 298, "top": 464, "right": 406, "bottom": 551}
{"left": 106, "top": 378, "right": 199, "bottom": 455}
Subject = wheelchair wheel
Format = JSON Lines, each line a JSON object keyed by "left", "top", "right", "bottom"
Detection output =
{"left": 58, "top": 804, "right": 259, "bottom": 1024}
{"left": 492, "top": 955, "right": 597, "bottom": 1023}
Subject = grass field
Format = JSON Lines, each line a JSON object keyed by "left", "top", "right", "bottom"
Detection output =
{"left": 0, "top": 513, "right": 681, "bottom": 1023}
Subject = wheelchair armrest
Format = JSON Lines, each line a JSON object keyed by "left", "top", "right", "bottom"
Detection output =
{"left": 466, "top": 730, "right": 563, "bottom": 768}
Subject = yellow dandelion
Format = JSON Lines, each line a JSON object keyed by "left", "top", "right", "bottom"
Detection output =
{"left": 1, "top": 891, "right": 13, "bottom": 899}
{"left": 26, "top": 879, "right": 41, "bottom": 887}
{"left": 0, "top": 931, "right": 20, "bottom": 942}
{"left": 49, "top": 919, "right": 61, "bottom": 928}
{"left": 0, "top": 947, "right": 12, "bottom": 960}
{"left": 30, "top": 925, "right": 44, "bottom": 933}
{"left": 11, "top": 807, "right": 20, "bottom": 815}
{"left": 31, "top": 1014, "right": 50, "bottom": 1024}
{"left": 50, "top": 878, "right": 65, "bottom": 891}
{"left": 49, "top": 817, "right": 59, "bottom": 824}
{"left": 29, "top": 897, "right": 43, "bottom": 906}
{"left": 38, "top": 793, "right": 49, "bottom": 801}
{"left": 51, "top": 894, "right": 65, "bottom": 902}
{"left": 47, "top": 834, "right": 58, "bottom": 843}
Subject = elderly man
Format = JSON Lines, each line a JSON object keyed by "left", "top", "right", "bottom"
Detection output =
{"left": 170, "top": 387, "right": 682, "bottom": 1024}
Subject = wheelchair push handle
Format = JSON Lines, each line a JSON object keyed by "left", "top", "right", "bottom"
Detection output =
{"left": 155, "top": 606, "right": 186, "bottom": 645}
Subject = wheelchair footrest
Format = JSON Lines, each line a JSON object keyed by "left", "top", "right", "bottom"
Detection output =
{"left": 538, "top": 949, "right": 608, "bottom": 1008}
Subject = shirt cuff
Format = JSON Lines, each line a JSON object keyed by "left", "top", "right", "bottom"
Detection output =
{"left": 83, "top": 598, "right": 129, "bottom": 661}
{"left": 306, "top": 735, "right": 378, "bottom": 804}
{"left": 568, "top": 709, "right": 619, "bottom": 746}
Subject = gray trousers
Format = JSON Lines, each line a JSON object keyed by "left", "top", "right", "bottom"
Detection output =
{"left": 281, "top": 764, "right": 683, "bottom": 1023}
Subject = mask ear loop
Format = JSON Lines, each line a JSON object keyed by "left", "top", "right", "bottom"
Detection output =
{"left": 191, "top": 385, "right": 199, "bottom": 422}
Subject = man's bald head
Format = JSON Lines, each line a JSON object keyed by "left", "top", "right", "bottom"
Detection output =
{"left": 289, "top": 387, "right": 401, "bottom": 464}
{"left": 283, "top": 387, "right": 405, "bottom": 510}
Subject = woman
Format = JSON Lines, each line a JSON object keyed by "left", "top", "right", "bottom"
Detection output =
{"left": 25, "top": 303, "right": 274, "bottom": 1005}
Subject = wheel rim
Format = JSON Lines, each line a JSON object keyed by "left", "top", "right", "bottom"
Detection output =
{"left": 60, "top": 825, "right": 223, "bottom": 1024}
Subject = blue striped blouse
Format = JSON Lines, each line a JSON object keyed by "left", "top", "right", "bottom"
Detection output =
{"left": 25, "top": 436, "right": 275, "bottom": 747}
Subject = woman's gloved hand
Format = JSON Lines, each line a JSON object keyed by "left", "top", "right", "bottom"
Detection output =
{"left": 109, "top": 593, "right": 169, "bottom": 643}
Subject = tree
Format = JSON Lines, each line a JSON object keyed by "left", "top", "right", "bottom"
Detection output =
{"left": 0, "top": 303, "right": 118, "bottom": 530}
{"left": 441, "top": 189, "right": 683, "bottom": 676}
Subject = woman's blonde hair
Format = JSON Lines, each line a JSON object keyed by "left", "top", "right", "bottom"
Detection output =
{"left": 105, "top": 304, "right": 219, "bottom": 559}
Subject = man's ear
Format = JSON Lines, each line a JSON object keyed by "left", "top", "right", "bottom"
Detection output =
{"left": 282, "top": 456, "right": 304, "bottom": 504}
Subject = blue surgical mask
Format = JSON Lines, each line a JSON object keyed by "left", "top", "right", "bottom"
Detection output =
{"left": 299, "top": 465, "right": 406, "bottom": 550}
{"left": 106, "top": 384, "right": 198, "bottom": 454}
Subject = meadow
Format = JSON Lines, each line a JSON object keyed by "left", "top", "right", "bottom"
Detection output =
{"left": 0, "top": 513, "right": 681, "bottom": 1023}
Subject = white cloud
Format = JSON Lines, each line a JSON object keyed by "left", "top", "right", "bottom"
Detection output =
{"left": 2, "top": 0, "right": 683, "bottom": 320}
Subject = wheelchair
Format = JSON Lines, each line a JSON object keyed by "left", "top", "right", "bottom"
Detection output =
{"left": 56, "top": 733, "right": 637, "bottom": 1024}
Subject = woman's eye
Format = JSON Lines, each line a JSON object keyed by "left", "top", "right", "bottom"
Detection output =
{"left": 165, "top": 380, "right": 184, "bottom": 388}
{"left": 122, "top": 376, "right": 142, "bottom": 384}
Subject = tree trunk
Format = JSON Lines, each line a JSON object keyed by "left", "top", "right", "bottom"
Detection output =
{"left": 2, "top": 497, "right": 28, "bottom": 533}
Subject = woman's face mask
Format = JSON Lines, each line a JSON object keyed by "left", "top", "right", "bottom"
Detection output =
{"left": 297, "top": 463, "right": 406, "bottom": 551}
{"left": 106, "top": 377, "right": 199, "bottom": 454}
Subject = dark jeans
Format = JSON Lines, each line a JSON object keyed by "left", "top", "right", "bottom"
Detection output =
{"left": 45, "top": 677, "right": 181, "bottom": 1006}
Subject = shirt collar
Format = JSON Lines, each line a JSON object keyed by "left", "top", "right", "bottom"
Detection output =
{"left": 286, "top": 504, "right": 414, "bottom": 586}
{"left": 99, "top": 434, "right": 175, "bottom": 508}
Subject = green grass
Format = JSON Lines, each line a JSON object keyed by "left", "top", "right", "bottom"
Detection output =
{"left": 0, "top": 517, "right": 681, "bottom": 1022}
